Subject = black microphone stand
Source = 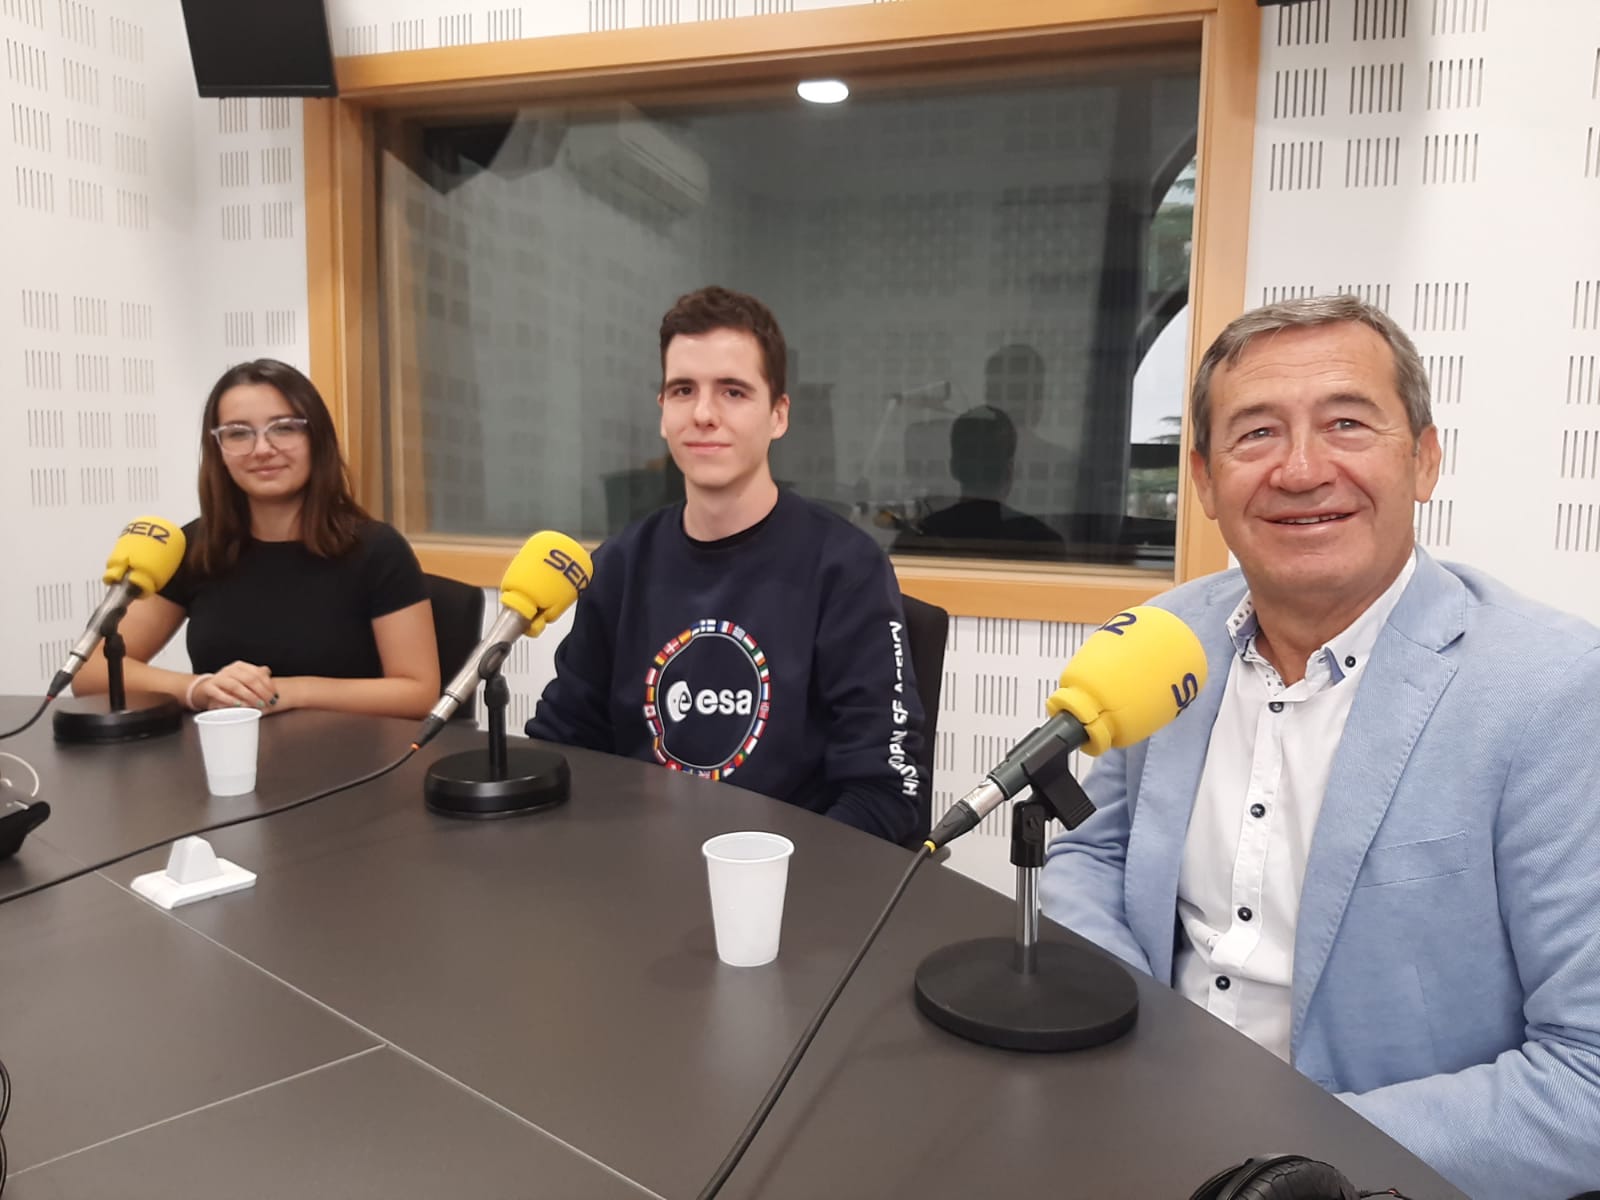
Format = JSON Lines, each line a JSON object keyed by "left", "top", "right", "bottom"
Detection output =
{"left": 914, "top": 755, "right": 1138, "bottom": 1051}
{"left": 423, "top": 667, "right": 570, "bottom": 819}
{"left": 53, "top": 620, "right": 183, "bottom": 744}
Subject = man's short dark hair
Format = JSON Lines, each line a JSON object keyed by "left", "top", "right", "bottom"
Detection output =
{"left": 658, "top": 285, "right": 787, "bottom": 401}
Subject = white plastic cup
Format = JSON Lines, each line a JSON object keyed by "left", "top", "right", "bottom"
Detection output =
{"left": 702, "top": 831, "right": 795, "bottom": 967}
{"left": 193, "top": 708, "right": 262, "bottom": 796}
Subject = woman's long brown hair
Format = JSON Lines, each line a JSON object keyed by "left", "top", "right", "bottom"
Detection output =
{"left": 192, "top": 359, "right": 370, "bottom": 577}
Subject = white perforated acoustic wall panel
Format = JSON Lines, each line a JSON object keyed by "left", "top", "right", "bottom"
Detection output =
{"left": 326, "top": 0, "right": 897, "bottom": 54}
{"left": 199, "top": 94, "right": 309, "bottom": 379}
{"left": 1, "top": 0, "right": 212, "bottom": 691}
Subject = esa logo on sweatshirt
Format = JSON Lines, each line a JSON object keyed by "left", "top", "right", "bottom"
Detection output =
{"left": 643, "top": 619, "right": 771, "bottom": 781}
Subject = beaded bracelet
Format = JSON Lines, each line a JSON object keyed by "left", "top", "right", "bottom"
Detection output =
{"left": 184, "top": 673, "right": 214, "bottom": 711}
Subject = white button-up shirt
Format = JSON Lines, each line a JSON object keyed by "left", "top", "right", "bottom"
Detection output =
{"left": 1173, "top": 553, "right": 1417, "bottom": 1061}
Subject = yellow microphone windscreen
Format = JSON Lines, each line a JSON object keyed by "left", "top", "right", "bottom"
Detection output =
{"left": 1045, "top": 605, "right": 1208, "bottom": 755}
{"left": 103, "top": 516, "right": 187, "bottom": 596}
{"left": 500, "top": 531, "right": 593, "bottom": 624}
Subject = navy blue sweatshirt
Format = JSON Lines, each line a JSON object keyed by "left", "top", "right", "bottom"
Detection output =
{"left": 525, "top": 490, "right": 924, "bottom": 844}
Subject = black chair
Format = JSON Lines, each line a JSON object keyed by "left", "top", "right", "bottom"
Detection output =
{"left": 424, "top": 573, "right": 486, "bottom": 721}
{"left": 898, "top": 592, "right": 949, "bottom": 849}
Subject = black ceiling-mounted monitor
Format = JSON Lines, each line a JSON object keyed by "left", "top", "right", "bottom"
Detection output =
{"left": 179, "top": 0, "right": 338, "bottom": 98}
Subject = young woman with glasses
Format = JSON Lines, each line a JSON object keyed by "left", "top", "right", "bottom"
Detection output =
{"left": 72, "top": 359, "right": 441, "bottom": 717}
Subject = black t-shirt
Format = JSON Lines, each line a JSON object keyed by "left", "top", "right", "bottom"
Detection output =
{"left": 160, "top": 519, "right": 427, "bottom": 678}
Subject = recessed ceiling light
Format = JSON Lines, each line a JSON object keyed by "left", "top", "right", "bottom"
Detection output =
{"left": 797, "top": 79, "right": 849, "bottom": 104}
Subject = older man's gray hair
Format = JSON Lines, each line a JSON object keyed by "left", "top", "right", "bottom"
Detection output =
{"left": 1189, "top": 295, "right": 1433, "bottom": 458}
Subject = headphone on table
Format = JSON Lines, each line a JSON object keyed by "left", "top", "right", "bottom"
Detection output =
{"left": 1189, "top": 1154, "right": 1414, "bottom": 1200}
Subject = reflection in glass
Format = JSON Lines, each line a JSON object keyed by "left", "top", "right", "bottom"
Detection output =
{"left": 891, "top": 404, "right": 1067, "bottom": 560}
{"left": 376, "top": 61, "right": 1200, "bottom": 569}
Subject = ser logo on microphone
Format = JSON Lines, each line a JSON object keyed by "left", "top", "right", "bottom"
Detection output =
{"left": 1171, "top": 672, "right": 1200, "bottom": 713}
{"left": 543, "top": 547, "right": 590, "bottom": 592}
{"left": 120, "top": 519, "right": 171, "bottom": 542}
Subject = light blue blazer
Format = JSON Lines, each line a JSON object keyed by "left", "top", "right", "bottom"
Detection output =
{"left": 1041, "top": 551, "right": 1600, "bottom": 1200}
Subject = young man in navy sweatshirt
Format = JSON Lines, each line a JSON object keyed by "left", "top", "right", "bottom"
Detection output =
{"left": 525, "top": 286, "right": 924, "bottom": 844}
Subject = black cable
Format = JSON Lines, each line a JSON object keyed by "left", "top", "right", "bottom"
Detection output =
{"left": 697, "top": 843, "right": 933, "bottom": 1200}
{"left": 0, "top": 745, "right": 418, "bottom": 910}
{"left": 1, "top": 1052, "right": 10, "bottom": 1197}
{"left": 0, "top": 697, "right": 51, "bottom": 743}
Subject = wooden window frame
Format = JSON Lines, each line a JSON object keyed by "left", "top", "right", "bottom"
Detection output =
{"left": 305, "top": 0, "right": 1256, "bottom": 624}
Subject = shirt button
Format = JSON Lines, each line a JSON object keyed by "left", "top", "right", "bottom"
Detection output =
{"left": 1238, "top": 906, "right": 1253, "bottom": 922}
{"left": 1344, "top": 655, "right": 1356, "bottom": 669}
{"left": 1250, "top": 803, "right": 1267, "bottom": 818}
{"left": 1269, "top": 701, "right": 1285, "bottom": 713}
{"left": 1216, "top": 975, "right": 1231, "bottom": 991}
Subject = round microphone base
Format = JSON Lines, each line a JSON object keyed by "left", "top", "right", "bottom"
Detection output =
{"left": 52, "top": 693, "right": 184, "bottom": 744}
{"left": 424, "top": 747, "right": 570, "bottom": 820}
{"left": 914, "top": 936, "right": 1138, "bottom": 1052}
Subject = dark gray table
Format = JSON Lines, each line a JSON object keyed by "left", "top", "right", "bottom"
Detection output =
{"left": 0, "top": 698, "right": 1465, "bottom": 1199}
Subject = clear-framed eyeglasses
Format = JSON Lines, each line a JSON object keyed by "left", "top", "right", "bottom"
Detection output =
{"left": 210, "top": 416, "right": 310, "bottom": 457}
